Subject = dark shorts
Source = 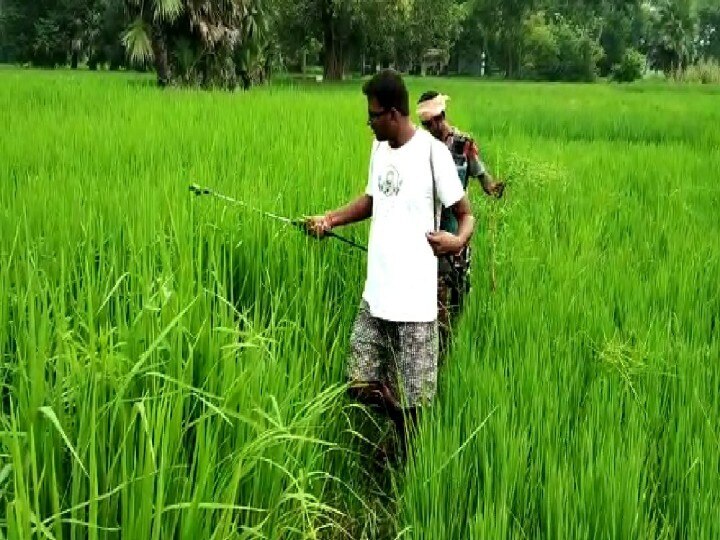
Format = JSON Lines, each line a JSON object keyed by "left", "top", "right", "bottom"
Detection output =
{"left": 437, "top": 247, "right": 472, "bottom": 353}
{"left": 438, "top": 246, "right": 472, "bottom": 305}
{"left": 347, "top": 300, "right": 438, "bottom": 408}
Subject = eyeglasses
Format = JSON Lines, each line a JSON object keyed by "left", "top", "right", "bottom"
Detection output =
{"left": 367, "top": 108, "right": 390, "bottom": 123}
{"left": 421, "top": 119, "right": 433, "bottom": 129}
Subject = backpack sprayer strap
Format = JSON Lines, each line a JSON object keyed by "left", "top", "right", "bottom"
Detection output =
{"left": 430, "top": 140, "right": 440, "bottom": 232}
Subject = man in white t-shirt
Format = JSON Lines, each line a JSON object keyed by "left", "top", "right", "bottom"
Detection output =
{"left": 305, "top": 70, "right": 475, "bottom": 461}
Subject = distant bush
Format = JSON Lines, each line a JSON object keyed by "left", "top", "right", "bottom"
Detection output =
{"left": 523, "top": 12, "right": 604, "bottom": 82}
{"left": 611, "top": 48, "right": 646, "bottom": 83}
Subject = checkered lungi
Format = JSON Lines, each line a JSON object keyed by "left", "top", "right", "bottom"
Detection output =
{"left": 347, "top": 299, "right": 438, "bottom": 408}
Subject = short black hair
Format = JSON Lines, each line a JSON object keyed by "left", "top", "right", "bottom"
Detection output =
{"left": 418, "top": 90, "right": 439, "bottom": 103}
{"left": 362, "top": 69, "right": 409, "bottom": 116}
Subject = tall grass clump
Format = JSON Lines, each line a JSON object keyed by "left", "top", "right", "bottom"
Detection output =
{"left": 676, "top": 59, "right": 720, "bottom": 85}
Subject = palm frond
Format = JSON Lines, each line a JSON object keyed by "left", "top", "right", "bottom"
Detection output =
{"left": 154, "top": 0, "right": 184, "bottom": 23}
{"left": 122, "top": 18, "right": 153, "bottom": 64}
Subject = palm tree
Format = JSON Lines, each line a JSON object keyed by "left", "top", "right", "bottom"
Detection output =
{"left": 122, "top": 0, "right": 270, "bottom": 88}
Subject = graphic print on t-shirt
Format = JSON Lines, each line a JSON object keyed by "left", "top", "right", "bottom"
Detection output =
{"left": 377, "top": 164, "right": 402, "bottom": 197}
{"left": 363, "top": 131, "right": 466, "bottom": 322}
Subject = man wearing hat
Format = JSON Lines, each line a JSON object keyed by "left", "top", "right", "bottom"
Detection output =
{"left": 416, "top": 91, "right": 504, "bottom": 355}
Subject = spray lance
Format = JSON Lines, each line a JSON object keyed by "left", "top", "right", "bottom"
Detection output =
{"left": 189, "top": 184, "right": 367, "bottom": 252}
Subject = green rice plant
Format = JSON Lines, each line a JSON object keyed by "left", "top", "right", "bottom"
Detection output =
{"left": 1, "top": 68, "right": 719, "bottom": 539}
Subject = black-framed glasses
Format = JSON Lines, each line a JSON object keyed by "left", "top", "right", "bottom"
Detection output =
{"left": 421, "top": 119, "right": 433, "bottom": 129}
{"left": 367, "top": 108, "right": 390, "bottom": 123}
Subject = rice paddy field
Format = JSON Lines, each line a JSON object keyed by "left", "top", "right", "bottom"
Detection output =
{"left": 1, "top": 68, "right": 719, "bottom": 539}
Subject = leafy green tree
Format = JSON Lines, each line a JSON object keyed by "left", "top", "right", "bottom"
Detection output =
{"left": 647, "top": 0, "right": 698, "bottom": 74}
{"left": 454, "top": 0, "right": 538, "bottom": 78}
{"left": 697, "top": 3, "right": 720, "bottom": 61}
{"left": 395, "top": 0, "right": 467, "bottom": 73}
{"left": 597, "top": 0, "right": 647, "bottom": 76}
{"left": 522, "top": 11, "right": 604, "bottom": 81}
{"left": 273, "top": 0, "right": 465, "bottom": 80}
{"left": 86, "top": 0, "right": 129, "bottom": 70}
{"left": 0, "top": 0, "right": 129, "bottom": 68}
{"left": 270, "top": 0, "right": 375, "bottom": 80}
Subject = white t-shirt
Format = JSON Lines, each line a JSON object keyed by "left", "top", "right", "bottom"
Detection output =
{"left": 362, "top": 128, "right": 464, "bottom": 322}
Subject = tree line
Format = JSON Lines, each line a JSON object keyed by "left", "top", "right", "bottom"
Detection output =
{"left": 1, "top": 0, "right": 718, "bottom": 88}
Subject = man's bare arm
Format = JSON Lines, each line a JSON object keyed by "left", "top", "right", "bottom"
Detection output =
{"left": 426, "top": 194, "right": 475, "bottom": 256}
{"left": 326, "top": 194, "right": 373, "bottom": 227}
{"left": 452, "top": 195, "right": 475, "bottom": 247}
{"left": 305, "top": 194, "right": 372, "bottom": 237}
